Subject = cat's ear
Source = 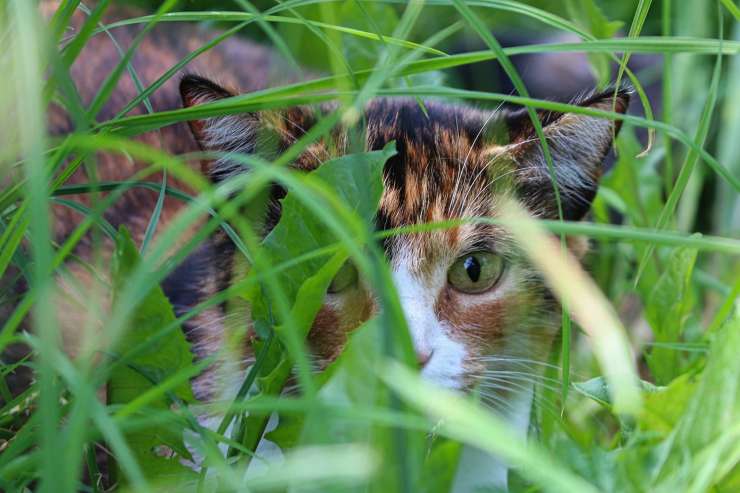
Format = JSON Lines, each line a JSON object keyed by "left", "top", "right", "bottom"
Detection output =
{"left": 180, "top": 74, "right": 262, "bottom": 182}
{"left": 502, "top": 88, "right": 630, "bottom": 220}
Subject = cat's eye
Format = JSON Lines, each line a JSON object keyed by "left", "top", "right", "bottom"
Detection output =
{"left": 327, "top": 261, "right": 358, "bottom": 294}
{"left": 447, "top": 251, "right": 504, "bottom": 294}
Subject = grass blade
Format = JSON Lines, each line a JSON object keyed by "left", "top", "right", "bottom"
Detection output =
{"left": 499, "top": 200, "right": 642, "bottom": 414}
{"left": 381, "top": 362, "right": 599, "bottom": 493}
{"left": 634, "top": 8, "right": 725, "bottom": 285}
{"left": 8, "top": 2, "right": 63, "bottom": 492}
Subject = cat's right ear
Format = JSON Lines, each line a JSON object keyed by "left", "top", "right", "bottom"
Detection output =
{"left": 180, "top": 74, "right": 260, "bottom": 181}
{"left": 499, "top": 88, "right": 630, "bottom": 220}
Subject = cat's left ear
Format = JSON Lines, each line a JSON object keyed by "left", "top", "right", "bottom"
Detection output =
{"left": 502, "top": 88, "right": 630, "bottom": 220}
{"left": 180, "top": 74, "right": 262, "bottom": 181}
{"left": 181, "top": 74, "right": 319, "bottom": 182}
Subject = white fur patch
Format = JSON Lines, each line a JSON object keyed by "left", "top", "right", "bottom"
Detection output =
{"left": 452, "top": 385, "right": 533, "bottom": 492}
{"left": 391, "top": 245, "right": 536, "bottom": 492}
{"left": 392, "top": 253, "right": 467, "bottom": 390}
{"left": 202, "top": 114, "right": 258, "bottom": 181}
{"left": 184, "top": 363, "right": 285, "bottom": 477}
{"left": 186, "top": 246, "right": 534, "bottom": 491}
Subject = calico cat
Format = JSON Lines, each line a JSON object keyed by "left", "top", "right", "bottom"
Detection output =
{"left": 176, "top": 77, "right": 627, "bottom": 491}
{"left": 22, "top": 2, "right": 629, "bottom": 491}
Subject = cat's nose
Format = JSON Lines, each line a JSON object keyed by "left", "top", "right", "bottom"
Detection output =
{"left": 417, "top": 350, "right": 433, "bottom": 368}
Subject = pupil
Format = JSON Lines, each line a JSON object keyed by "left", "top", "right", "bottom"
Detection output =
{"left": 464, "top": 256, "right": 481, "bottom": 283}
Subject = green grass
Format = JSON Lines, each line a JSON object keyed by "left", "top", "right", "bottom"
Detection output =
{"left": 1, "top": 1, "right": 739, "bottom": 492}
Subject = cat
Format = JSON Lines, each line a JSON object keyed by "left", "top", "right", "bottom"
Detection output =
{"left": 175, "top": 76, "right": 627, "bottom": 491}
{"left": 16, "top": 2, "right": 629, "bottom": 491}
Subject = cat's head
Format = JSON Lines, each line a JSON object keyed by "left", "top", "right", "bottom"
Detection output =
{"left": 180, "top": 75, "right": 628, "bottom": 398}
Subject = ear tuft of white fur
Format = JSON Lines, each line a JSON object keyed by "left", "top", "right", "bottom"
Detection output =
{"left": 180, "top": 74, "right": 258, "bottom": 182}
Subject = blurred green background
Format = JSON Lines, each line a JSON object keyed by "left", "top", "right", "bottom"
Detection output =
{"left": 1, "top": 1, "right": 738, "bottom": 492}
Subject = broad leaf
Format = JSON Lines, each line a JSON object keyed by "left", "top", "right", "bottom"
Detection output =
{"left": 238, "top": 143, "right": 395, "bottom": 456}
{"left": 419, "top": 438, "right": 462, "bottom": 493}
{"left": 108, "top": 227, "right": 196, "bottom": 483}
{"left": 563, "top": 0, "right": 623, "bottom": 86}
{"left": 645, "top": 245, "right": 698, "bottom": 384}
{"left": 638, "top": 373, "right": 697, "bottom": 438}
{"left": 573, "top": 376, "right": 660, "bottom": 409}
{"left": 657, "top": 308, "right": 740, "bottom": 489}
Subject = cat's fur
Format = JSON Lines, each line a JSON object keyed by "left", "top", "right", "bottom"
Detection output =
{"left": 23, "top": 3, "right": 629, "bottom": 491}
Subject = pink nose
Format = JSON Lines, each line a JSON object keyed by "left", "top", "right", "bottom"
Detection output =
{"left": 417, "top": 350, "right": 433, "bottom": 368}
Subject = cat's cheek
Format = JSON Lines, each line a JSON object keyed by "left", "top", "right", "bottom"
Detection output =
{"left": 307, "top": 305, "right": 343, "bottom": 364}
{"left": 432, "top": 270, "right": 533, "bottom": 386}
{"left": 306, "top": 288, "right": 374, "bottom": 365}
{"left": 424, "top": 293, "right": 489, "bottom": 387}
{"left": 436, "top": 290, "right": 508, "bottom": 343}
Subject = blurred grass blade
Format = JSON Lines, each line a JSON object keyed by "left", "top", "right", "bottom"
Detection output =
{"left": 499, "top": 200, "right": 642, "bottom": 414}
{"left": 140, "top": 170, "right": 166, "bottom": 254}
{"left": 713, "top": 22, "right": 740, "bottom": 236}
{"left": 634, "top": 9, "right": 725, "bottom": 285}
{"left": 96, "top": 11, "right": 446, "bottom": 56}
{"left": 241, "top": 444, "right": 378, "bottom": 491}
{"left": 614, "top": 0, "right": 654, "bottom": 154}
{"left": 86, "top": 0, "right": 178, "bottom": 119}
{"left": 0, "top": 204, "right": 29, "bottom": 280}
{"left": 536, "top": 220, "right": 740, "bottom": 254}
{"left": 8, "top": 2, "right": 63, "bottom": 492}
{"left": 381, "top": 362, "right": 599, "bottom": 493}
{"left": 380, "top": 217, "right": 740, "bottom": 254}
{"left": 720, "top": 0, "right": 740, "bottom": 20}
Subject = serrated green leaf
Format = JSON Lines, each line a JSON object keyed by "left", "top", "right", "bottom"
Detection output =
{"left": 248, "top": 143, "right": 393, "bottom": 332}
{"left": 238, "top": 144, "right": 394, "bottom": 456}
{"left": 108, "top": 227, "right": 196, "bottom": 484}
{"left": 307, "top": 319, "right": 383, "bottom": 431}
{"left": 297, "top": 318, "right": 428, "bottom": 493}
{"left": 573, "top": 377, "right": 660, "bottom": 409}
{"left": 638, "top": 373, "right": 697, "bottom": 438}
{"left": 645, "top": 244, "right": 698, "bottom": 384}
{"left": 573, "top": 377, "right": 612, "bottom": 407}
{"left": 658, "top": 308, "right": 740, "bottom": 488}
{"left": 266, "top": 320, "right": 383, "bottom": 467}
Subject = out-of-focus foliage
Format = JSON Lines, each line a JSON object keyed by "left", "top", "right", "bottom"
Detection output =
{"left": 1, "top": 1, "right": 738, "bottom": 492}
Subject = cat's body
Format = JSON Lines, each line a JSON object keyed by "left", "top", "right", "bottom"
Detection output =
{"left": 44, "top": 2, "right": 285, "bottom": 250}
{"left": 20, "top": 3, "right": 629, "bottom": 491}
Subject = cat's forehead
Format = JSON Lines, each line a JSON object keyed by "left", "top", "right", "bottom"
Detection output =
{"left": 365, "top": 98, "right": 510, "bottom": 154}
{"left": 364, "top": 99, "right": 515, "bottom": 267}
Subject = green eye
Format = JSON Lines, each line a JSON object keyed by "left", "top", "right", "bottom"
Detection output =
{"left": 327, "top": 261, "right": 358, "bottom": 294}
{"left": 447, "top": 251, "right": 504, "bottom": 294}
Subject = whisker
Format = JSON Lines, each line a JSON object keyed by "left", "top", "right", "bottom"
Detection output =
{"left": 476, "top": 390, "right": 519, "bottom": 416}
{"left": 477, "top": 382, "right": 560, "bottom": 417}
{"left": 480, "top": 376, "right": 561, "bottom": 394}
{"left": 473, "top": 356, "right": 563, "bottom": 371}
{"left": 479, "top": 370, "right": 562, "bottom": 386}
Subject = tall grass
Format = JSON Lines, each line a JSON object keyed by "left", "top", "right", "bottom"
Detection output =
{"left": 1, "top": 1, "right": 739, "bottom": 492}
